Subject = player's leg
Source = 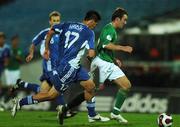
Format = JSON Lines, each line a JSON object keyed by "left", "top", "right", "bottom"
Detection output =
{"left": 56, "top": 79, "right": 96, "bottom": 124}
{"left": 109, "top": 64, "right": 131, "bottom": 123}
{"left": 11, "top": 73, "right": 50, "bottom": 93}
{"left": 40, "top": 80, "right": 51, "bottom": 92}
{"left": 79, "top": 66, "right": 109, "bottom": 122}
{"left": 113, "top": 76, "right": 131, "bottom": 111}
{"left": 41, "top": 79, "right": 68, "bottom": 118}
{"left": 10, "top": 70, "right": 21, "bottom": 86}
{"left": 81, "top": 79, "right": 110, "bottom": 122}
{"left": 32, "top": 85, "right": 59, "bottom": 101}
{"left": 4, "top": 69, "right": 13, "bottom": 86}
{"left": 11, "top": 84, "right": 60, "bottom": 117}
{"left": 12, "top": 78, "right": 40, "bottom": 93}
{"left": 18, "top": 81, "right": 54, "bottom": 108}
{"left": 91, "top": 57, "right": 109, "bottom": 90}
{"left": 76, "top": 77, "right": 109, "bottom": 122}
{"left": 54, "top": 65, "right": 107, "bottom": 124}
{"left": 40, "top": 80, "right": 65, "bottom": 106}
{"left": 56, "top": 80, "right": 94, "bottom": 114}
{"left": 4, "top": 70, "right": 19, "bottom": 102}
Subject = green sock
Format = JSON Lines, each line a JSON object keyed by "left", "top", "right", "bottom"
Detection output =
{"left": 112, "top": 89, "right": 128, "bottom": 115}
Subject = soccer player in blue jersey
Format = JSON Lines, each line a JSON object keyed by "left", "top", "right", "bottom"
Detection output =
{"left": 11, "top": 11, "right": 109, "bottom": 124}
{"left": 11, "top": 11, "right": 66, "bottom": 111}
{"left": 12, "top": 11, "right": 62, "bottom": 94}
{"left": 0, "top": 32, "right": 10, "bottom": 111}
{"left": 42, "top": 11, "right": 108, "bottom": 124}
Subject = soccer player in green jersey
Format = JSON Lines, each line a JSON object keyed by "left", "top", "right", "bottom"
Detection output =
{"left": 5, "top": 35, "right": 24, "bottom": 86}
{"left": 90, "top": 7, "right": 133, "bottom": 123}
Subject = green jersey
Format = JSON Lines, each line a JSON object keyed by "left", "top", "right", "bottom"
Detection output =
{"left": 7, "top": 47, "right": 23, "bottom": 70}
{"left": 97, "top": 23, "right": 117, "bottom": 63}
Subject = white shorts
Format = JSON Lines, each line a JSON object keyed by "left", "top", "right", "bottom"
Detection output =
{"left": 4, "top": 69, "right": 20, "bottom": 86}
{"left": 90, "top": 56, "right": 125, "bottom": 83}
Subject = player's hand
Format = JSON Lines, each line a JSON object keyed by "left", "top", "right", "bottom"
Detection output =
{"left": 43, "top": 49, "right": 50, "bottom": 60}
{"left": 124, "top": 46, "right": 133, "bottom": 53}
{"left": 98, "top": 84, "right": 105, "bottom": 91}
{"left": 115, "top": 59, "right": 122, "bottom": 67}
{"left": 26, "top": 53, "right": 33, "bottom": 62}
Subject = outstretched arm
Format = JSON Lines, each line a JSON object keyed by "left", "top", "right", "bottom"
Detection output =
{"left": 26, "top": 44, "right": 35, "bottom": 62}
{"left": 104, "top": 43, "right": 133, "bottom": 53}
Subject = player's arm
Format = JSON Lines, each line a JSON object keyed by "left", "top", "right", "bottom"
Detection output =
{"left": 104, "top": 43, "right": 133, "bottom": 53}
{"left": 26, "top": 44, "right": 35, "bottom": 62}
{"left": 26, "top": 30, "right": 47, "bottom": 62}
{"left": 44, "top": 29, "right": 55, "bottom": 60}
{"left": 87, "top": 49, "right": 96, "bottom": 62}
{"left": 101, "top": 32, "right": 133, "bottom": 53}
{"left": 86, "top": 31, "right": 96, "bottom": 62}
{"left": 44, "top": 23, "right": 63, "bottom": 60}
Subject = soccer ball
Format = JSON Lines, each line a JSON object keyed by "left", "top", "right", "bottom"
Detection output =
{"left": 157, "top": 113, "right": 173, "bottom": 127}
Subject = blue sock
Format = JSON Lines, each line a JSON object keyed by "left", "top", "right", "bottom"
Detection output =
{"left": 22, "top": 82, "right": 40, "bottom": 93}
{"left": 86, "top": 97, "right": 97, "bottom": 117}
{"left": 56, "top": 94, "right": 65, "bottom": 105}
{"left": 19, "top": 95, "right": 39, "bottom": 107}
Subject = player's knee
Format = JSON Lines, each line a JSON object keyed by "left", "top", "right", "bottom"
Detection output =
{"left": 86, "top": 85, "right": 96, "bottom": 95}
{"left": 85, "top": 82, "right": 95, "bottom": 92}
{"left": 120, "top": 80, "right": 132, "bottom": 91}
{"left": 126, "top": 81, "right": 132, "bottom": 90}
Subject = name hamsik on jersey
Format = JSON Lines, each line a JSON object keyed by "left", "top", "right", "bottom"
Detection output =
{"left": 52, "top": 22, "right": 95, "bottom": 69}
{"left": 32, "top": 28, "right": 61, "bottom": 73}
{"left": 47, "top": 22, "right": 95, "bottom": 92}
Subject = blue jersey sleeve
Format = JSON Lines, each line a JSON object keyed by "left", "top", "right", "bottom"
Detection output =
{"left": 86, "top": 30, "right": 95, "bottom": 49}
{"left": 52, "top": 23, "right": 64, "bottom": 34}
{"left": 32, "top": 29, "right": 48, "bottom": 46}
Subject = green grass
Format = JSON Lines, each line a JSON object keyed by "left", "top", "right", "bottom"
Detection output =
{"left": 0, "top": 111, "right": 180, "bottom": 127}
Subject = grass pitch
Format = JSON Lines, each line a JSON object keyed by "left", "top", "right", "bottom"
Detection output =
{"left": 0, "top": 111, "right": 180, "bottom": 127}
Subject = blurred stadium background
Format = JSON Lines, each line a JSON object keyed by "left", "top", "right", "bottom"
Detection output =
{"left": 0, "top": 0, "right": 180, "bottom": 126}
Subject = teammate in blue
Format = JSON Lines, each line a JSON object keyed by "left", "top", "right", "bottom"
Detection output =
{"left": 0, "top": 32, "right": 10, "bottom": 111}
{"left": 11, "top": 11, "right": 109, "bottom": 125}
{"left": 11, "top": 11, "right": 66, "bottom": 112}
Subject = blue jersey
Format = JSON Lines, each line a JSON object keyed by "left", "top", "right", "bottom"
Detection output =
{"left": 32, "top": 28, "right": 60, "bottom": 73}
{"left": 47, "top": 22, "right": 95, "bottom": 92}
{"left": 0, "top": 44, "right": 10, "bottom": 75}
{"left": 53, "top": 22, "right": 95, "bottom": 69}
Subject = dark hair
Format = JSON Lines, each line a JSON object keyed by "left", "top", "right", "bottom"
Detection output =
{"left": 0, "top": 32, "right": 6, "bottom": 38}
{"left": 49, "top": 11, "right": 61, "bottom": 20}
{"left": 11, "top": 34, "right": 19, "bottom": 41}
{"left": 84, "top": 10, "right": 101, "bottom": 22}
{"left": 111, "top": 7, "right": 128, "bottom": 21}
